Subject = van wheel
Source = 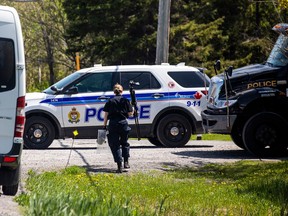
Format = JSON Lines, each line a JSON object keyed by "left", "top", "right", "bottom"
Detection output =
{"left": 156, "top": 114, "right": 191, "bottom": 147}
{"left": 2, "top": 183, "right": 18, "bottom": 196}
{"left": 148, "top": 137, "right": 163, "bottom": 146}
{"left": 24, "top": 116, "right": 55, "bottom": 149}
{"left": 243, "top": 112, "right": 288, "bottom": 157}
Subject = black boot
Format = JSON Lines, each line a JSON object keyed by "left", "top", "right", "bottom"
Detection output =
{"left": 124, "top": 158, "right": 130, "bottom": 169}
{"left": 117, "top": 162, "right": 122, "bottom": 173}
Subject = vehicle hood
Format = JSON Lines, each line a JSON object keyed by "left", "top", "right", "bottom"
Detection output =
{"left": 231, "top": 64, "right": 280, "bottom": 77}
{"left": 218, "top": 64, "right": 279, "bottom": 79}
{"left": 216, "top": 64, "right": 281, "bottom": 84}
{"left": 26, "top": 92, "right": 48, "bottom": 101}
{"left": 212, "top": 64, "right": 283, "bottom": 98}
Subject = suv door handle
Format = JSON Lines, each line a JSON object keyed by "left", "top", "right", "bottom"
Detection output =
{"left": 97, "top": 96, "right": 110, "bottom": 100}
{"left": 152, "top": 93, "right": 164, "bottom": 99}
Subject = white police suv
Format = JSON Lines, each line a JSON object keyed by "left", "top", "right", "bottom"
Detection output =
{"left": 24, "top": 63, "right": 210, "bottom": 149}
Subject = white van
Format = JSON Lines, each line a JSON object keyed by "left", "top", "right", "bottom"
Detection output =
{"left": 0, "top": 6, "right": 26, "bottom": 196}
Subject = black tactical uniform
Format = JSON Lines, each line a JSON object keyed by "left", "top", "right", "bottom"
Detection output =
{"left": 103, "top": 95, "right": 133, "bottom": 173}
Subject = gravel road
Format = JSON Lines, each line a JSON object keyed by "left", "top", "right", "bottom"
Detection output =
{"left": 1, "top": 139, "right": 284, "bottom": 215}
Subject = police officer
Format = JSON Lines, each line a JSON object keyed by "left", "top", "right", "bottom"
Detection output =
{"left": 103, "top": 84, "right": 134, "bottom": 173}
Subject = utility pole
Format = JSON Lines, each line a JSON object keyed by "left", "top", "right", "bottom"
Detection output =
{"left": 156, "top": 0, "right": 171, "bottom": 65}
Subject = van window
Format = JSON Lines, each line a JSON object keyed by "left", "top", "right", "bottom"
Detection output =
{"left": 120, "top": 72, "right": 161, "bottom": 90}
{"left": 168, "top": 71, "right": 210, "bottom": 88}
{"left": 0, "top": 38, "right": 15, "bottom": 92}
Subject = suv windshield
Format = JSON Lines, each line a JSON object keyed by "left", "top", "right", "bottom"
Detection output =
{"left": 267, "top": 34, "right": 288, "bottom": 67}
{"left": 43, "top": 72, "right": 84, "bottom": 94}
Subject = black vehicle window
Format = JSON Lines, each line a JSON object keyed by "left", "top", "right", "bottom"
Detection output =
{"left": 168, "top": 71, "right": 209, "bottom": 88}
{"left": 0, "top": 39, "right": 15, "bottom": 92}
{"left": 43, "top": 72, "right": 84, "bottom": 94}
{"left": 74, "top": 72, "right": 114, "bottom": 93}
{"left": 120, "top": 72, "right": 161, "bottom": 90}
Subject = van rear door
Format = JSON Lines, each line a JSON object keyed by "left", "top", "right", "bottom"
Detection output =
{"left": 0, "top": 7, "right": 25, "bottom": 154}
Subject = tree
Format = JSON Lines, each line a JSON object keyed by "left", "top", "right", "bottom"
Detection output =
{"left": 3, "top": 0, "right": 74, "bottom": 90}
{"left": 63, "top": 0, "right": 159, "bottom": 67}
{"left": 4, "top": 0, "right": 288, "bottom": 88}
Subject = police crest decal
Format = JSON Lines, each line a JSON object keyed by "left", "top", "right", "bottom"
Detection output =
{"left": 68, "top": 107, "right": 80, "bottom": 123}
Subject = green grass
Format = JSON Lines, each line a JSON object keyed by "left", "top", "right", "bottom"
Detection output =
{"left": 192, "top": 133, "right": 232, "bottom": 141}
{"left": 16, "top": 160, "right": 288, "bottom": 216}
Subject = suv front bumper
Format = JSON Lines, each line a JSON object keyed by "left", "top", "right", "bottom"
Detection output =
{"left": 201, "top": 110, "right": 237, "bottom": 134}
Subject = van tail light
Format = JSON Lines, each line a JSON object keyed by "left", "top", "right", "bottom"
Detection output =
{"left": 3, "top": 156, "right": 17, "bottom": 163}
{"left": 14, "top": 96, "right": 25, "bottom": 140}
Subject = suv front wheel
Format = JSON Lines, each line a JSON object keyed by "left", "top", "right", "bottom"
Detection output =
{"left": 156, "top": 114, "right": 192, "bottom": 147}
{"left": 24, "top": 116, "right": 55, "bottom": 149}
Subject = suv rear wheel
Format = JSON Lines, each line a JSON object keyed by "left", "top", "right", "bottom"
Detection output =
{"left": 156, "top": 114, "right": 192, "bottom": 147}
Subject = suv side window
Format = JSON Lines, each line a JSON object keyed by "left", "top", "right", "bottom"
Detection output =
{"left": 0, "top": 39, "right": 15, "bottom": 92}
{"left": 74, "top": 72, "right": 115, "bottom": 92}
{"left": 120, "top": 72, "right": 161, "bottom": 90}
{"left": 168, "top": 71, "right": 210, "bottom": 88}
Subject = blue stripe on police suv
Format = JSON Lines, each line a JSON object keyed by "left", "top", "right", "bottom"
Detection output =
{"left": 40, "top": 91, "right": 198, "bottom": 106}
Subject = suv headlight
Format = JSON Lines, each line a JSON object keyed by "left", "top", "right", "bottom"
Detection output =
{"left": 211, "top": 99, "right": 237, "bottom": 108}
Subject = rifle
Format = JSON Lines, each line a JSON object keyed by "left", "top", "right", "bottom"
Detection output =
{"left": 129, "top": 80, "right": 141, "bottom": 140}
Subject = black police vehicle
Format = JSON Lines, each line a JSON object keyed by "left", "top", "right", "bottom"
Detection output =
{"left": 202, "top": 23, "right": 288, "bottom": 157}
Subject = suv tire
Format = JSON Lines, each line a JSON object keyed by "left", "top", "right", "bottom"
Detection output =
{"left": 243, "top": 112, "right": 288, "bottom": 157}
{"left": 24, "top": 116, "right": 55, "bottom": 149}
{"left": 147, "top": 137, "right": 163, "bottom": 146}
{"left": 157, "top": 114, "right": 192, "bottom": 147}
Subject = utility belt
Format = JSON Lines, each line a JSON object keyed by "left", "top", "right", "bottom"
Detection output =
{"left": 109, "top": 116, "right": 127, "bottom": 123}
{"left": 108, "top": 113, "right": 127, "bottom": 121}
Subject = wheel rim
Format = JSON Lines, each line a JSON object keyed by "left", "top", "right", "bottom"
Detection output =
{"left": 164, "top": 121, "right": 186, "bottom": 142}
{"left": 170, "top": 126, "right": 179, "bottom": 136}
{"left": 26, "top": 123, "right": 49, "bottom": 144}
{"left": 33, "top": 129, "right": 43, "bottom": 138}
{"left": 255, "top": 124, "right": 277, "bottom": 147}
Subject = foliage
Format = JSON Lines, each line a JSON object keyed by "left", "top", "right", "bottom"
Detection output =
{"left": 63, "top": 0, "right": 159, "bottom": 67}
{"left": 1, "top": 0, "right": 288, "bottom": 88}
{"left": 2, "top": 0, "right": 74, "bottom": 89}
{"left": 192, "top": 133, "right": 232, "bottom": 141}
{"left": 16, "top": 161, "right": 288, "bottom": 215}
{"left": 62, "top": 0, "right": 288, "bottom": 77}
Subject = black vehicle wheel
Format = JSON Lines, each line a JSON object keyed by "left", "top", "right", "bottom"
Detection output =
{"left": 0, "top": 164, "right": 20, "bottom": 195}
{"left": 156, "top": 114, "right": 192, "bottom": 147}
{"left": 24, "top": 116, "right": 55, "bottom": 149}
{"left": 230, "top": 125, "right": 245, "bottom": 150}
{"left": 2, "top": 183, "right": 18, "bottom": 196}
{"left": 148, "top": 137, "right": 163, "bottom": 146}
{"left": 243, "top": 112, "right": 288, "bottom": 157}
